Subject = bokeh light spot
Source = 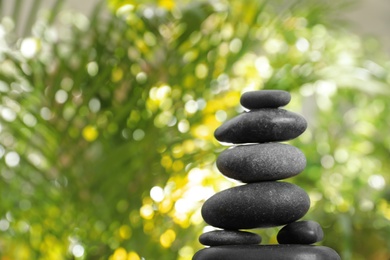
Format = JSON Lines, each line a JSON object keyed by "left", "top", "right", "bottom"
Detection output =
{"left": 40, "top": 107, "right": 52, "bottom": 120}
{"left": 1, "top": 107, "right": 16, "bottom": 122}
{"left": 55, "top": 89, "right": 68, "bottom": 104}
{"left": 359, "top": 199, "right": 374, "bottom": 212}
{"left": 23, "top": 113, "right": 37, "bottom": 127}
{"left": 160, "top": 155, "right": 172, "bottom": 169}
{"left": 172, "top": 160, "right": 184, "bottom": 172}
{"left": 136, "top": 72, "right": 147, "bottom": 84}
{"left": 195, "top": 64, "right": 208, "bottom": 79}
{"left": 229, "top": 38, "right": 242, "bottom": 53}
{"left": 71, "top": 244, "right": 85, "bottom": 258}
{"left": 321, "top": 155, "right": 334, "bottom": 169}
{"left": 179, "top": 246, "right": 194, "bottom": 258}
{"left": 20, "top": 38, "right": 39, "bottom": 58}
{"left": 193, "top": 125, "right": 210, "bottom": 138}
{"left": 0, "top": 81, "right": 9, "bottom": 92}
{"left": 175, "top": 199, "right": 192, "bottom": 214}
{"left": 5, "top": 151, "right": 20, "bottom": 167}
{"left": 89, "top": 98, "right": 101, "bottom": 113}
{"left": 116, "top": 4, "right": 135, "bottom": 17}
{"left": 368, "top": 174, "right": 385, "bottom": 190}
{"left": 132, "top": 129, "right": 145, "bottom": 141}
{"left": 296, "top": 37, "right": 310, "bottom": 52}
{"left": 0, "top": 219, "right": 10, "bottom": 231}
{"left": 87, "top": 61, "right": 99, "bottom": 77}
{"left": 140, "top": 204, "right": 154, "bottom": 220}
{"left": 255, "top": 56, "right": 273, "bottom": 78}
{"left": 334, "top": 148, "right": 349, "bottom": 163}
{"left": 144, "top": 32, "right": 156, "bottom": 46}
{"left": 61, "top": 77, "right": 74, "bottom": 91}
{"left": 150, "top": 186, "right": 164, "bottom": 202}
{"left": 215, "top": 110, "right": 227, "bottom": 122}
{"left": 185, "top": 100, "right": 198, "bottom": 114}
{"left": 329, "top": 173, "right": 343, "bottom": 187}
{"left": 178, "top": 119, "right": 190, "bottom": 133}
{"left": 264, "top": 38, "right": 284, "bottom": 54}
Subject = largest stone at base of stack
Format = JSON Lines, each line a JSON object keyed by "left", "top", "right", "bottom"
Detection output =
{"left": 193, "top": 245, "right": 341, "bottom": 260}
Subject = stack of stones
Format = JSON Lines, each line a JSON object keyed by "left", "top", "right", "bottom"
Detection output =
{"left": 193, "top": 90, "right": 340, "bottom": 259}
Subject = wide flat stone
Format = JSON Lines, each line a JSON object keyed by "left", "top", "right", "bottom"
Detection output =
{"left": 214, "top": 109, "right": 307, "bottom": 144}
{"left": 277, "top": 220, "right": 324, "bottom": 245}
{"left": 201, "top": 182, "right": 310, "bottom": 229}
{"left": 199, "top": 230, "right": 262, "bottom": 246}
{"left": 193, "top": 245, "right": 341, "bottom": 260}
{"left": 216, "top": 143, "right": 306, "bottom": 182}
{"left": 240, "top": 90, "right": 291, "bottom": 109}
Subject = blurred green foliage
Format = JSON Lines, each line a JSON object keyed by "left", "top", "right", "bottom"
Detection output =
{"left": 0, "top": 0, "right": 389, "bottom": 259}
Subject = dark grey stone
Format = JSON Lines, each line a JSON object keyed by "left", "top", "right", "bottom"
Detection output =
{"left": 214, "top": 109, "right": 307, "bottom": 144}
{"left": 199, "top": 230, "right": 261, "bottom": 246}
{"left": 216, "top": 143, "right": 306, "bottom": 182}
{"left": 201, "top": 182, "right": 310, "bottom": 229}
{"left": 277, "top": 220, "right": 324, "bottom": 245}
{"left": 240, "top": 90, "right": 291, "bottom": 109}
{"left": 193, "top": 245, "right": 341, "bottom": 260}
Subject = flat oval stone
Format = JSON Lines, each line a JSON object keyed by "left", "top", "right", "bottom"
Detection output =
{"left": 240, "top": 90, "right": 291, "bottom": 109}
{"left": 201, "top": 182, "right": 310, "bottom": 229}
{"left": 214, "top": 109, "right": 307, "bottom": 144}
{"left": 199, "top": 230, "right": 262, "bottom": 246}
{"left": 193, "top": 245, "right": 341, "bottom": 260}
{"left": 277, "top": 220, "right": 324, "bottom": 245}
{"left": 216, "top": 143, "right": 306, "bottom": 182}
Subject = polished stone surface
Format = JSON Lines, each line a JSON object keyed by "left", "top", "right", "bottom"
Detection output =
{"left": 199, "top": 230, "right": 261, "bottom": 246}
{"left": 277, "top": 220, "right": 324, "bottom": 245}
{"left": 201, "top": 182, "right": 310, "bottom": 229}
{"left": 216, "top": 143, "right": 306, "bottom": 182}
{"left": 214, "top": 109, "right": 307, "bottom": 144}
{"left": 240, "top": 90, "right": 291, "bottom": 109}
{"left": 193, "top": 245, "right": 341, "bottom": 260}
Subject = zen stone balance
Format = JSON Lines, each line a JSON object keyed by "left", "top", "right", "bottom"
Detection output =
{"left": 193, "top": 90, "right": 341, "bottom": 260}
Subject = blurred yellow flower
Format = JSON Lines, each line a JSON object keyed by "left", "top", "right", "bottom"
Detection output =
{"left": 112, "top": 67, "right": 124, "bottom": 82}
{"left": 158, "top": 0, "right": 175, "bottom": 10}
{"left": 111, "top": 247, "right": 127, "bottom": 260}
{"left": 82, "top": 125, "right": 99, "bottom": 142}
{"left": 160, "top": 229, "right": 176, "bottom": 248}
{"left": 128, "top": 251, "right": 141, "bottom": 260}
{"left": 119, "top": 225, "right": 132, "bottom": 239}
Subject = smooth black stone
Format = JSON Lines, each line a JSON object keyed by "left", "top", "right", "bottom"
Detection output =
{"left": 216, "top": 143, "right": 306, "bottom": 182}
{"left": 240, "top": 90, "right": 291, "bottom": 109}
{"left": 199, "top": 230, "right": 262, "bottom": 246}
{"left": 201, "top": 182, "right": 310, "bottom": 229}
{"left": 277, "top": 220, "right": 324, "bottom": 245}
{"left": 193, "top": 245, "right": 341, "bottom": 260}
{"left": 214, "top": 109, "right": 307, "bottom": 144}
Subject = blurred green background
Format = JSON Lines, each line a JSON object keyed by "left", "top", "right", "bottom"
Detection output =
{"left": 0, "top": 0, "right": 389, "bottom": 259}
